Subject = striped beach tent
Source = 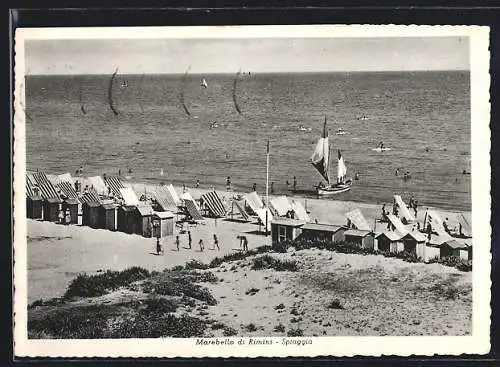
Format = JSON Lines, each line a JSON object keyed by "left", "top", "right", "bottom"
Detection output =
{"left": 105, "top": 176, "right": 125, "bottom": 198}
{"left": 345, "top": 208, "right": 371, "bottom": 231}
{"left": 58, "top": 173, "right": 74, "bottom": 185}
{"left": 181, "top": 192, "right": 200, "bottom": 210}
{"left": 79, "top": 187, "right": 101, "bottom": 205}
{"left": 233, "top": 200, "right": 250, "bottom": 221}
{"left": 26, "top": 174, "right": 35, "bottom": 197}
{"left": 166, "top": 184, "right": 181, "bottom": 206}
{"left": 56, "top": 181, "right": 80, "bottom": 201}
{"left": 201, "top": 191, "right": 226, "bottom": 217}
{"left": 32, "top": 172, "right": 60, "bottom": 199}
{"left": 153, "top": 185, "right": 178, "bottom": 212}
{"left": 270, "top": 196, "right": 293, "bottom": 217}
{"left": 185, "top": 199, "right": 204, "bottom": 220}
{"left": 244, "top": 191, "right": 264, "bottom": 215}
{"left": 394, "top": 195, "right": 415, "bottom": 223}
{"left": 291, "top": 200, "right": 311, "bottom": 222}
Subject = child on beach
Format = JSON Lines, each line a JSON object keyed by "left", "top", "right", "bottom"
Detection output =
{"left": 58, "top": 210, "right": 64, "bottom": 224}
{"left": 212, "top": 234, "right": 220, "bottom": 251}
{"left": 175, "top": 236, "right": 180, "bottom": 251}
{"left": 65, "top": 209, "right": 71, "bottom": 225}
{"left": 156, "top": 238, "right": 163, "bottom": 255}
{"left": 188, "top": 231, "right": 192, "bottom": 249}
{"left": 199, "top": 239, "right": 204, "bottom": 252}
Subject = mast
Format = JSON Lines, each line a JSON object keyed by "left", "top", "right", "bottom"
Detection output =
{"left": 324, "top": 116, "right": 330, "bottom": 185}
{"left": 108, "top": 68, "right": 119, "bottom": 116}
{"left": 266, "top": 140, "right": 269, "bottom": 236}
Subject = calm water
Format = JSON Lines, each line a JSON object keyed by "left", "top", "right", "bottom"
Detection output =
{"left": 25, "top": 71, "right": 471, "bottom": 211}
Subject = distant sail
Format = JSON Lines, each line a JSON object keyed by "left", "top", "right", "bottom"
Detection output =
{"left": 138, "top": 73, "right": 145, "bottom": 113}
{"left": 79, "top": 79, "right": 86, "bottom": 115}
{"left": 232, "top": 70, "right": 242, "bottom": 114}
{"left": 310, "top": 117, "right": 330, "bottom": 183}
{"left": 201, "top": 78, "right": 208, "bottom": 88}
{"left": 179, "top": 66, "right": 191, "bottom": 116}
{"left": 108, "top": 68, "right": 119, "bottom": 116}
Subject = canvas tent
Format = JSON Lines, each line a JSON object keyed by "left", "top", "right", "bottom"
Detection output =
{"left": 291, "top": 200, "right": 311, "bottom": 222}
{"left": 244, "top": 191, "right": 264, "bottom": 214}
{"left": 386, "top": 214, "right": 410, "bottom": 236}
{"left": 166, "top": 184, "right": 181, "bottom": 206}
{"left": 256, "top": 208, "right": 273, "bottom": 232}
{"left": 56, "top": 181, "right": 80, "bottom": 201}
{"left": 345, "top": 208, "right": 371, "bottom": 231}
{"left": 270, "top": 196, "right": 293, "bottom": 217}
{"left": 233, "top": 200, "right": 250, "bottom": 222}
{"left": 426, "top": 211, "right": 453, "bottom": 240}
{"left": 105, "top": 176, "right": 125, "bottom": 198}
{"left": 201, "top": 191, "right": 226, "bottom": 217}
{"left": 46, "top": 174, "right": 61, "bottom": 186}
{"left": 32, "top": 172, "right": 61, "bottom": 200}
{"left": 119, "top": 187, "right": 140, "bottom": 206}
{"left": 457, "top": 213, "right": 472, "bottom": 238}
{"left": 88, "top": 176, "right": 108, "bottom": 195}
{"left": 153, "top": 185, "right": 179, "bottom": 212}
{"left": 79, "top": 187, "right": 101, "bottom": 205}
{"left": 58, "top": 173, "right": 74, "bottom": 185}
{"left": 394, "top": 194, "right": 415, "bottom": 223}
{"left": 184, "top": 199, "right": 204, "bottom": 220}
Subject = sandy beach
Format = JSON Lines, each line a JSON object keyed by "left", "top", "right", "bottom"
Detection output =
{"left": 27, "top": 181, "right": 471, "bottom": 304}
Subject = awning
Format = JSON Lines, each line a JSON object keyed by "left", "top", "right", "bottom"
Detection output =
{"left": 119, "top": 187, "right": 140, "bottom": 206}
{"left": 394, "top": 194, "right": 415, "bottom": 222}
{"left": 345, "top": 208, "right": 371, "bottom": 231}
{"left": 270, "top": 196, "right": 293, "bottom": 217}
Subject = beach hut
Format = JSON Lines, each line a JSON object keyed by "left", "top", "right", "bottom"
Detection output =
{"left": 26, "top": 195, "right": 43, "bottom": 219}
{"left": 135, "top": 205, "right": 154, "bottom": 237}
{"left": 423, "top": 244, "right": 441, "bottom": 262}
{"left": 301, "top": 223, "right": 346, "bottom": 243}
{"left": 401, "top": 231, "right": 427, "bottom": 258}
{"left": 99, "top": 203, "right": 118, "bottom": 231}
{"left": 152, "top": 211, "right": 174, "bottom": 238}
{"left": 344, "top": 229, "right": 374, "bottom": 249}
{"left": 117, "top": 205, "right": 137, "bottom": 234}
{"left": 43, "top": 197, "right": 62, "bottom": 223}
{"left": 62, "top": 199, "right": 79, "bottom": 224}
{"left": 440, "top": 239, "right": 469, "bottom": 260}
{"left": 82, "top": 201, "right": 100, "bottom": 228}
{"left": 375, "top": 231, "right": 404, "bottom": 253}
{"left": 271, "top": 218, "right": 305, "bottom": 245}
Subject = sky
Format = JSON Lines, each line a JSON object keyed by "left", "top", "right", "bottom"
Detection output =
{"left": 25, "top": 37, "right": 469, "bottom": 75}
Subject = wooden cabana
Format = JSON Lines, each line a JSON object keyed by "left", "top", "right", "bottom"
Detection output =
{"left": 152, "top": 211, "right": 174, "bottom": 238}
{"left": 43, "top": 197, "right": 62, "bottom": 223}
{"left": 62, "top": 199, "right": 79, "bottom": 224}
{"left": 117, "top": 205, "right": 137, "bottom": 234}
{"left": 82, "top": 201, "right": 100, "bottom": 228}
{"left": 26, "top": 195, "right": 43, "bottom": 219}
{"left": 135, "top": 205, "right": 154, "bottom": 237}
{"left": 99, "top": 203, "right": 117, "bottom": 231}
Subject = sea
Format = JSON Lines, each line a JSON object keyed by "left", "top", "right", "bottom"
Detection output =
{"left": 25, "top": 71, "right": 471, "bottom": 211}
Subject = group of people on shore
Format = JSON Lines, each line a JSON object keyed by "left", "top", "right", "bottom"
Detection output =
{"left": 154, "top": 231, "right": 249, "bottom": 256}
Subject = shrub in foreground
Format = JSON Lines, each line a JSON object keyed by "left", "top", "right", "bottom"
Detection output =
{"left": 209, "top": 246, "right": 272, "bottom": 268}
{"left": 251, "top": 255, "right": 298, "bottom": 272}
{"left": 287, "top": 328, "right": 304, "bottom": 337}
{"left": 64, "top": 267, "right": 151, "bottom": 298}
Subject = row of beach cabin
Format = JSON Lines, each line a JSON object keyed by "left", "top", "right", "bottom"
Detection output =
{"left": 26, "top": 171, "right": 472, "bottom": 262}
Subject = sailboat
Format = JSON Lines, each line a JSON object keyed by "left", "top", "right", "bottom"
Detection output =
{"left": 201, "top": 78, "right": 208, "bottom": 88}
{"left": 311, "top": 117, "right": 352, "bottom": 196}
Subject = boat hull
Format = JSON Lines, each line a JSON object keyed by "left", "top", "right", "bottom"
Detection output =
{"left": 317, "top": 183, "right": 351, "bottom": 195}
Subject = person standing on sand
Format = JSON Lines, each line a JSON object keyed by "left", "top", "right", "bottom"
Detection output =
{"left": 58, "top": 209, "right": 64, "bottom": 224}
{"left": 413, "top": 199, "right": 418, "bottom": 217}
{"left": 199, "top": 239, "right": 204, "bottom": 252}
{"left": 156, "top": 238, "right": 163, "bottom": 255}
{"left": 252, "top": 183, "right": 257, "bottom": 192}
{"left": 188, "top": 231, "right": 192, "bottom": 249}
{"left": 175, "top": 235, "right": 180, "bottom": 251}
{"left": 212, "top": 234, "right": 220, "bottom": 251}
{"left": 65, "top": 209, "right": 71, "bottom": 225}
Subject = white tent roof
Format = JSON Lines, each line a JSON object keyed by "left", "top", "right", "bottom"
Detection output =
{"left": 256, "top": 208, "right": 273, "bottom": 232}
{"left": 88, "top": 176, "right": 108, "bottom": 195}
{"left": 181, "top": 191, "right": 200, "bottom": 210}
{"left": 291, "top": 200, "right": 311, "bottom": 222}
{"left": 427, "top": 210, "right": 453, "bottom": 240}
{"left": 244, "top": 191, "right": 264, "bottom": 213}
{"left": 345, "top": 208, "right": 371, "bottom": 230}
{"left": 119, "top": 187, "right": 140, "bottom": 206}
{"left": 270, "top": 196, "right": 293, "bottom": 216}
{"left": 394, "top": 194, "right": 415, "bottom": 222}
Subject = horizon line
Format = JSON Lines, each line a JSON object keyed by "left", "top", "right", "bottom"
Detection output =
{"left": 26, "top": 69, "right": 471, "bottom": 77}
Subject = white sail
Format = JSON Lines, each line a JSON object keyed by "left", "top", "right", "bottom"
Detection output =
{"left": 337, "top": 150, "right": 347, "bottom": 183}
{"left": 310, "top": 118, "right": 330, "bottom": 183}
{"left": 201, "top": 78, "right": 208, "bottom": 88}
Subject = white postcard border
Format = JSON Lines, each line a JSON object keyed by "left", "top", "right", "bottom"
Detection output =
{"left": 13, "top": 24, "right": 491, "bottom": 358}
